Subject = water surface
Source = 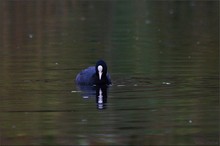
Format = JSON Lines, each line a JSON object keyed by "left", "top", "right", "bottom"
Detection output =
{"left": 0, "top": 1, "right": 219, "bottom": 145}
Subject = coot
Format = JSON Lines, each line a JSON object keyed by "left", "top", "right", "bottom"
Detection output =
{"left": 76, "top": 60, "right": 111, "bottom": 85}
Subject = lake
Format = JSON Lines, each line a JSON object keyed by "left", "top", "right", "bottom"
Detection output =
{"left": 0, "top": 1, "right": 219, "bottom": 145}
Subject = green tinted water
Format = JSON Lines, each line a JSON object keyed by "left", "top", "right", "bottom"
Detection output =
{"left": 0, "top": 1, "right": 219, "bottom": 145}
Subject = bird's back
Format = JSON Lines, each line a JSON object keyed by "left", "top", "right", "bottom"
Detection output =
{"left": 76, "top": 66, "right": 96, "bottom": 85}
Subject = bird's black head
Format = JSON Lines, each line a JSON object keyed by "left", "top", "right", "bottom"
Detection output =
{"left": 95, "top": 60, "right": 109, "bottom": 85}
{"left": 95, "top": 60, "right": 107, "bottom": 77}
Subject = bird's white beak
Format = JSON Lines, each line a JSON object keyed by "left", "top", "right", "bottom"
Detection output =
{"left": 98, "top": 65, "right": 103, "bottom": 80}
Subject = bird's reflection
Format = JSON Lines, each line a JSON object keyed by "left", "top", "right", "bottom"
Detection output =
{"left": 96, "top": 85, "right": 108, "bottom": 109}
{"left": 76, "top": 85, "right": 108, "bottom": 110}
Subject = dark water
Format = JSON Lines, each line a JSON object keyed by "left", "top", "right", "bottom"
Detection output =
{"left": 0, "top": 1, "right": 219, "bottom": 145}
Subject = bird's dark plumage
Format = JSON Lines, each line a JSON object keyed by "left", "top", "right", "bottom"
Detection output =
{"left": 76, "top": 60, "right": 111, "bottom": 85}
